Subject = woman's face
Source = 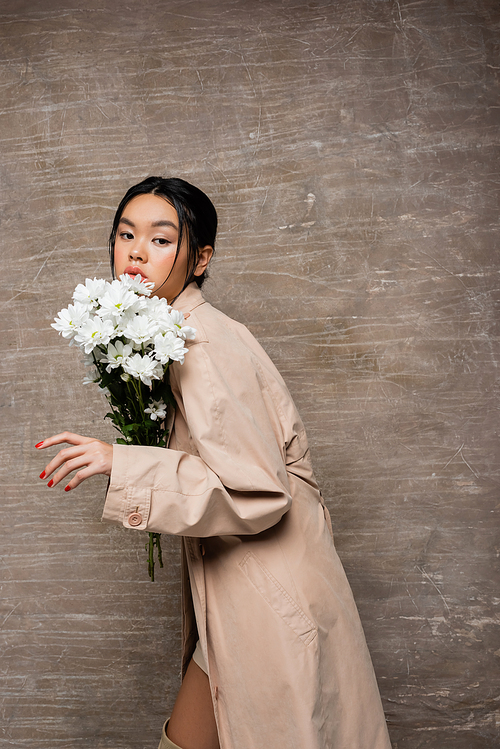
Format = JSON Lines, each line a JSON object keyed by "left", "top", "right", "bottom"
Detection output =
{"left": 113, "top": 193, "right": 204, "bottom": 303}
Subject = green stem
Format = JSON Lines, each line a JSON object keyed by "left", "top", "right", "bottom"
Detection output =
{"left": 154, "top": 533, "right": 163, "bottom": 569}
{"left": 147, "top": 532, "right": 154, "bottom": 582}
{"left": 146, "top": 533, "right": 164, "bottom": 582}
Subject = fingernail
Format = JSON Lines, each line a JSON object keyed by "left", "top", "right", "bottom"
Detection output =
{"left": 35, "top": 441, "right": 44, "bottom": 449}
{"left": 47, "top": 479, "right": 54, "bottom": 488}
{"left": 64, "top": 485, "right": 71, "bottom": 492}
{"left": 39, "top": 471, "right": 46, "bottom": 479}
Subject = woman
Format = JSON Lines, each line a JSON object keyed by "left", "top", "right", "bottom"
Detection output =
{"left": 38, "top": 177, "right": 392, "bottom": 749}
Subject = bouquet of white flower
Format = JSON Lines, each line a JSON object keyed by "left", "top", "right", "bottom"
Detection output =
{"left": 52, "top": 274, "right": 196, "bottom": 580}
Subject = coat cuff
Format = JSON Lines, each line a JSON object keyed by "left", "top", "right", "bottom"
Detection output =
{"left": 101, "top": 444, "right": 151, "bottom": 531}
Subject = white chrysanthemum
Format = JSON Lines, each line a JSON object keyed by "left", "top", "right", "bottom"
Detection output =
{"left": 74, "top": 316, "right": 115, "bottom": 354}
{"left": 165, "top": 308, "right": 197, "bottom": 340}
{"left": 177, "top": 324, "right": 196, "bottom": 341}
{"left": 52, "top": 302, "right": 90, "bottom": 339}
{"left": 119, "top": 273, "right": 155, "bottom": 296}
{"left": 73, "top": 278, "right": 108, "bottom": 308}
{"left": 102, "top": 340, "right": 134, "bottom": 372}
{"left": 145, "top": 297, "right": 176, "bottom": 332}
{"left": 168, "top": 309, "right": 186, "bottom": 327}
{"left": 144, "top": 399, "right": 168, "bottom": 421}
{"left": 121, "top": 315, "right": 159, "bottom": 347}
{"left": 153, "top": 332, "right": 189, "bottom": 365}
{"left": 122, "top": 352, "right": 161, "bottom": 386}
{"left": 113, "top": 307, "right": 135, "bottom": 336}
{"left": 83, "top": 367, "right": 99, "bottom": 385}
{"left": 97, "top": 281, "right": 142, "bottom": 321}
{"left": 146, "top": 296, "right": 172, "bottom": 314}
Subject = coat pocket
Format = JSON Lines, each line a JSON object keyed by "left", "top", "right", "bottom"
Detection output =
{"left": 239, "top": 552, "right": 317, "bottom": 646}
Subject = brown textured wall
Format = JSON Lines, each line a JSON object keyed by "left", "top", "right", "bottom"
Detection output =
{"left": 1, "top": 1, "right": 499, "bottom": 747}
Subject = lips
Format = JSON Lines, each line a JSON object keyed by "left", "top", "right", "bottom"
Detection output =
{"left": 123, "top": 266, "right": 148, "bottom": 280}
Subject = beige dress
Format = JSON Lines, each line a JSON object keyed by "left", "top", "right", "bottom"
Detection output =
{"left": 102, "top": 283, "right": 392, "bottom": 749}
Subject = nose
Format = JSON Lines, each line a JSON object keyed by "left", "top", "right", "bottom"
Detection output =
{"left": 128, "top": 240, "right": 147, "bottom": 262}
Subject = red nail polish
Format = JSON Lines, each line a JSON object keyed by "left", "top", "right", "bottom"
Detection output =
{"left": 39, "top": 471, "right": 46, "bottom": 479}
{"left": 47, "top": 479, "right": 54, "bottom": 488}
{"left": 64, "top": 485, "right": 71, "bottom": 492}
{"left": 35, "top": 442, "right": 44, "bottom": 449}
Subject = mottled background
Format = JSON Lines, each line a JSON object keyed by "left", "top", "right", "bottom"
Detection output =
{"left": 0, "top": 0, "right": 498, "bottom": 747}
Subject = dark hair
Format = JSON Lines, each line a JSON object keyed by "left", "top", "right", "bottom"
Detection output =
{"left": 108, "top": 176, "right": 217, "bottom": 289}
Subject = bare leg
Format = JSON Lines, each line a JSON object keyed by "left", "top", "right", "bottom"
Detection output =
{"left": 167, "top": 659, "right": 220, "bottom": 749}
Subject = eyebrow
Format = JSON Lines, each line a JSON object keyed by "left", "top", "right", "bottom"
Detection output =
{"left": 119, "top": 217, "right": 178, "bottom": 230}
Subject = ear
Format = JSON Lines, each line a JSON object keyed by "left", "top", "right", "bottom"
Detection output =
{"left": 194, "top": 245, "right": 213, "bottom": 276}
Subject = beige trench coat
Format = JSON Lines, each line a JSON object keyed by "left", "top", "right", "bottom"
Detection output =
{"left": 103, "top": 283, "right": 391, "bottom": 749}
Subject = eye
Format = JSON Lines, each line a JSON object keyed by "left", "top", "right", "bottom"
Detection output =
{"left": 119, "top": 231, "right": 134, "bottom": 240}
{"left": 153, "top": 237, "right": 172, "bottom": 246}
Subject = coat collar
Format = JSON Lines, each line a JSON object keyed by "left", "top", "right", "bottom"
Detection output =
{"left": 171, "top": 282, "right": 206, "bottom": 315}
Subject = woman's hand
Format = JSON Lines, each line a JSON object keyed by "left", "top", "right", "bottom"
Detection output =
{"left": 36, "top": 432, "right": 113, "bottom": 492}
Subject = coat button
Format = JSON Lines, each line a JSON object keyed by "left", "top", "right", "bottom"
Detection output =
{"left": 128, "top": 512, "right": 142, "bottom": 526}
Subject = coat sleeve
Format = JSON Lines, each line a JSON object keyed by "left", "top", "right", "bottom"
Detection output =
{"left": 102, "top": 338, "right": 293, "bottom": 537}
